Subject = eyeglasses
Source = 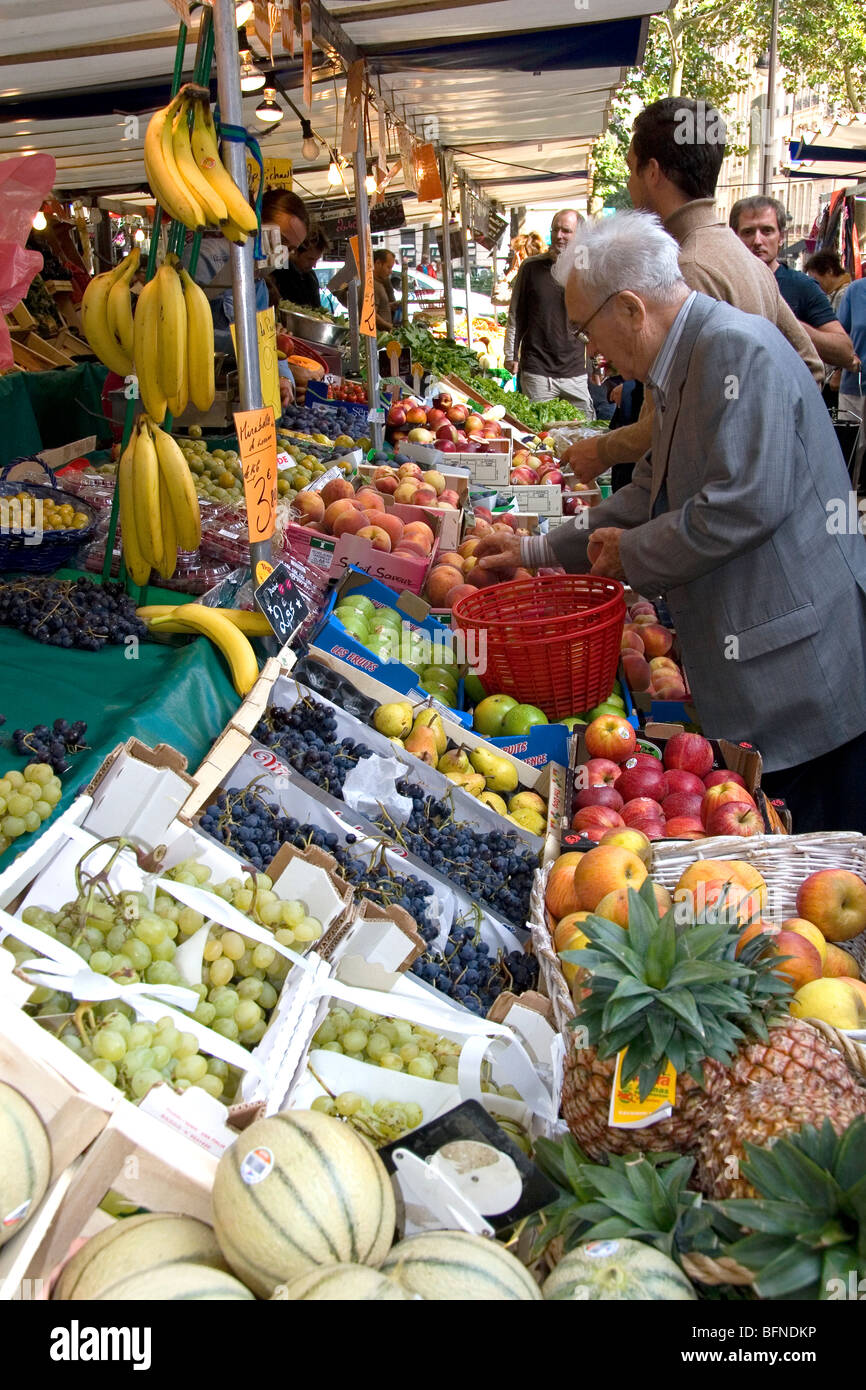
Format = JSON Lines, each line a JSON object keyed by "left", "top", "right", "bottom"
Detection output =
{"left": 573, "top": 290, "right": 619, "bottom": 345}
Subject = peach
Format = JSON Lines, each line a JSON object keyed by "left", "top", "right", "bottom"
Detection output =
{"left": 621, "top": 630, "right": 646, "bottom": 654}
{"left": 439, "top": 490, "right": 461, "bottom": 508}
{"left": 355, "top": 487, "right": 385, "bottom": 511}
{"left": 770, "top": 930, "right": 823, "bottom": 989}
{"left": 554, "top": 912, "right": 592, "bottom": 985}
{"left": 466, "top": 519, "right": 491, "bottom": 538}
{"left": 823, "top": 943, "right": 860, "bottom": 978}
{"left": 421, "top": 470, "right": 447, "bottom": 496}
{"left": 411, "top": 486, "right": 439, "bottom": 508}
{"left": 622, "top": 653, "right": 652, "bottom": 692}
{"left": 437, "top": 551, "right": 465, "bottom": 572}
{"left": 397, "top": 462, "right": 424, "bottom": 480}
{"left": 320, "top": 477, "right": 355, "bottom": 508}
{"left": 653, "top": 678, "right": 688, "bottom": 700}
{"left": 323, "top": 498, "right": 357, "bottom": 532}
{"left": 594, "top": 881, "right": 672, "bottom": 928}
{"left": 392, "top": 540, "right": 429, "bottom": 559}
{"left": 293, "top": 491, "right": 325, "bottom": 527}
{"left": 357, "top": 525, "right": 392, "bottom": 552}
{"left": 445, "top": 584, "right": 476, "bottom": 607}
{"left": 394, "top": 482, "right": 420, "bottom": 505}
{"left": 466, "top": 567, "right": 498, "bottom": 588}
{"left": 331, "top": 508, "right": 369, "bottom": 538}
{"left": 403, "top": 521, "right": 435, "bottom": 552}
{"left": 649, "top": 657, "right": 679, "bottom": 672}
{"left": 458, "top": 538, "right": 481, "bottom": 559}
{"left": 639, "top": 624, "right": 674, "bottom": 658}
{"left": 374, "top": 473, "right": 400, "bottom": 495}
{"left": 425, "top": 565, "right": 464, "bottom": 606}
{"left": 372, "top": 512, "right": 405, "bottom": 548}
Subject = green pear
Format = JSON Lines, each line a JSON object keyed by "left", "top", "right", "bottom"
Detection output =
{"left": 469, "top": 747, "right": 519, "bottom": 793}
{"left": 373, "top": 701, "right": 414, "bottom": 739}
{"left": 480, "top": 790, "right": 508, "bottom": 815}
{"left": 413, "top": 708, "right": 447, "bottom": 754}
{"left": 445, "top": 770, "right": 486, "bottom": 797}
{"left": 508, "top": 790, "right": 547, "bottom": 817}
{"left": 509, "top": 806, "right": 547, "bottom": 835}
{"left": 438, "top": 748, "right": 471, "bottom": 776}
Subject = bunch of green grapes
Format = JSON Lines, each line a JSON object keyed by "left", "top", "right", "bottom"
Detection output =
{"left": 67, "top": 1011, "right": 239, "bottom": 1104}
{"left": 0, "top": 763, "right": 62, "bottom": 852}
{"left": 312, "top": 1005, "right": 465, "bottom": 1083}
{"left": 311, "top": 1091, "right": 424, "bottom": 1147}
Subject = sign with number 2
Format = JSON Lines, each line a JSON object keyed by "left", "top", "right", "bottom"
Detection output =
{"left": 235, "top": 406, "right": 278, "bottom": 543}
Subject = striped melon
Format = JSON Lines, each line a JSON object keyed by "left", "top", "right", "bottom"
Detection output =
{"left": 273, "top": 1264, "right": 408, "bottom": 1301}
{"left": 55, "top": 1212, "right": 228, "bottom": 1300}
{"left": 213, "top": 1110, "right": 396, "bottom": 1298}
{"left": 96, "top": 1263, "right": 254, "bottom": 1300}
{"left": 0, "top": 1081, "right": 51, "bottom": 1249}
{"left": 382, "top": 1231, "right": 542, "bottom": 1301}
{"left": 543, "top": 1239, "right": 697, "bottom": 1301}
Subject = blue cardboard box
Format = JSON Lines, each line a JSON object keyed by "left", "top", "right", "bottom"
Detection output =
{"left": 487, "top": 723, "right": 570, "bottom": 771}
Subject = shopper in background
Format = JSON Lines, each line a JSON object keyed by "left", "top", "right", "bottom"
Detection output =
{"left": 503, "top": 209, "right": 594, "bottom": 417}
{"left": 730, "top": 196, "right": 856, "bottom": 371}
{"left": 836, "top": 275, "right": 866, "bottom": 434}
{"left": 373, "top": 248, "right": 396, "bottom": 330}
{"left": 561, "top": 97, "right": 822, "bottom": 484}
{"left": 804, "top": 249, "right": 856, "bottom": 409}
{"left": 272, "top": 223, "right": 329, "bottom": 310}
{"left": 475, "top": 211, "right": 866, "bottom": 833}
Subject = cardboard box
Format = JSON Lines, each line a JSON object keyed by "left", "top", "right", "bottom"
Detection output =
{"left": 84, "top": 739, "right": 196, "bottom": 847}
{"left": 355, "top": 463, "right": 469, "bottom": 552}
{"left": 283, "top": 502, "right": 442, "bottom": 596}
{"left": 500, "top": 485, "right": 563, "bottom": 518}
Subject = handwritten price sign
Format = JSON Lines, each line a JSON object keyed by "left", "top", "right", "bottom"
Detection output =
{"left": 235, "top": 407, "right": 278, "bottom": 542}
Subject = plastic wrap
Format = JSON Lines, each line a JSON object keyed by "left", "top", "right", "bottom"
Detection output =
{"left": 0, "top": 154, "right": 57, "bottom": 371}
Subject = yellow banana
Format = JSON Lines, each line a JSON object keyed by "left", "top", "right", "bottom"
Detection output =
{"left": 171, "top": 98, "right": 227, "bottom": 226}
{"left": 168, "top": 375, "right": 188, "bottom": 421}
{"left": 149, "top": 608, "right": 260, "bottom": 696}
{"left": 221, "top": 219, "right": 248, "bottom": 245}
{"left": 178, "top": 268, "right": 215, "bottom": 411}
{"left": 155, "top": 263, "right": 186, "bottom": 400}
{"left": 106, "top": 247, "right": 140, "bottom": 360}
{"left": 132, "top": 277, "right": 167, "bottom": 424}
{"left": 189, "top": 99, "right": 258, "bottom": 236}
{"left": 81, "top": 255, "right": 135, "bottom": 375}
{"left": 137, "top": 604, "right": 272, "bottom": 636}
{"left": 143, "top": 95, "right": 206, "bottom": 230}
{"left": 156, "top": 472, "right": 178, "bottom": 579}
{"left": 133, "top": 417, "right": 162, "bottom": 568}
{"left": 118, "top": 428, "right": 152, "bottom": 586}
{"left": 150, "top": 420, "right": 202, "bottom": 551}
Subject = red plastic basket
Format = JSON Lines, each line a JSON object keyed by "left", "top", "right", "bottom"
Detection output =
{"left": 451, "top": 574, "right": 626, "bottom": 720}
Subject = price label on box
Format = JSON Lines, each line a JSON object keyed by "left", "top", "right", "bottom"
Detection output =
{"left": 510, "top": 486, "right": 563, "bottom": 517}
{"left": 466, "top": 454, "right": 511, "bottom": 488}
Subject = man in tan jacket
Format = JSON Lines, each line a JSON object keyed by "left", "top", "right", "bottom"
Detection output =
{"left": 564, "top": 97, "right": 822, "bottom": 483}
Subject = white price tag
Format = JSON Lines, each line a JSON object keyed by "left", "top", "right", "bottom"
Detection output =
{"left": 276, "top": 451, "right": 293, "bottom": 471}
{"left": 367, "top": 408, "right": 386, "bottom": 424}
{"left": 324, "top": 373, "right": 341, "bottom": 385}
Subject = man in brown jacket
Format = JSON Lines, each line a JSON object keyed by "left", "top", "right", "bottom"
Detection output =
{"left": 564, "top": 97, "right": 823, "bottom": 483}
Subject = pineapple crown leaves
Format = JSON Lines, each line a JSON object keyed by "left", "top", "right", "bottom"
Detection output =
{"left": 528, "top": 1134, "right": 728, "bottom": 1271}
{"left": 714, "top": 1116, "right": 866, "bottom": 1300}
{"left": 563, "top": 878, "right": 779, "bottom": 1100}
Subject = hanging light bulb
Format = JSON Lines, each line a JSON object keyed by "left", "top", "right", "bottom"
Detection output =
{"left": 134, "top": 228, "right": 146, "bottom": 243}
{"left": 300, "top": 117, "right": 318, "bottom": 161}
{"left": 365, "top": 172, "right": 377, "bottom": 194}
{"left": 255, "top": 88, "right": 283, "bottom": 124}
{"left": 239, "top": 49, "right": 265, "bottom": 92}
{"left": 235, "top": 1, "right": 254, "bottom": 26}
{"left": 32, "top": 209, "right": 47, "bottom": 230}
{"left": 327, "top": 158, "right": 342, "bottom": 186}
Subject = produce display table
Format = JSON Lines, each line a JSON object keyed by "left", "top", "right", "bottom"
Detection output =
{"left": 0, "top": 363, "right": 112, "bottom": 467}
{"left": 0, "top": 581, "right": 239, "bottom": 866}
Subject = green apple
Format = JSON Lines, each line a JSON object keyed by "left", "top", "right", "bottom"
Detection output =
{"left": 584, "top": 701, "right": 628, "bottom": 721}
{"left": 334, "top": 607, "right": 369, "bottom": 640}
{"left": 473, "top": 694, "right": 518, "bottom": 736}
{"left": 421, "top": 665, "right": 457, "bottom": 694}
{"left": 419, "top": 678, "right": 456, "bottom": 706}
{"left": 464, "top": 672, "right": 487, "bottom": 706}
{"left": 339, "top": 594, "right": 376, "bottom": 620}
{"left": 372, "top": 606, "right": 403, "bottom": 629}
{"left": 558, "top": 716, "right": 587, "bottom": 730}
{"left": 502, "top": 703, "right": 549, "bottom": 736}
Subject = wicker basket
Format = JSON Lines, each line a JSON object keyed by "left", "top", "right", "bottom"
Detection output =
{"left": 0, "top": 459, "right": 97, "bottom": 574}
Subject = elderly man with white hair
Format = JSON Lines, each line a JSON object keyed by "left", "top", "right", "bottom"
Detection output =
{"left": 475, "top": 211, "right": 866, "bottom": 833}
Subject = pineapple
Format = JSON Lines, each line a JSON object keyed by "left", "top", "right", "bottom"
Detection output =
{"left": 560, "top": 878, "right": 794, "bottom": 1159}
{"left": 715, "top": 1115, "right": 866, "bottom": 1299}
{"left": 696, "top": 1073, "right": 866, "bottom": 1198}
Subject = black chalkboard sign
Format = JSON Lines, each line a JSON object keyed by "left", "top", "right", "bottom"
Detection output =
{"left": 254, "top": 562, "right": 310, "bottom": 644}
{"left": 321, "top": 198, "right": 407, "bottom": 241}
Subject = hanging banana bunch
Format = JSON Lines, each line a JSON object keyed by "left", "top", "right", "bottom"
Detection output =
{"left": 129, "top": 254, "right": 215, "bottom": 425}
{"left": 144, "top": 84, "right": 258, "bottom": 242}
{"left": 117, "top": 415, "right": 202, "bottom": 585}
{"left": 80, "top": 247, "right": 140, "bottom": 375}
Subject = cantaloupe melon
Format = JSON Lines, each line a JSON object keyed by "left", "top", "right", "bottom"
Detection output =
{"left": 213, "top": 1110, "right": 396, "bottom": 1298}
{"left": 272, "top": 1264, "right": 408, "bottom": 1300}
{"left": 0, "top": 1081, "right": 51, "bottom": 1249}
{"left": 96, "top": 1263, "right": 254, "bottom": 1300}
{"left": 382, "top": 1231, "right": 542, "bottom": 1300}
{"left": 542, "top": 1239, "right": 696, "bottom": 1300}
{"left": 54, "top": 1211, "right": 229, "bottom": 1300}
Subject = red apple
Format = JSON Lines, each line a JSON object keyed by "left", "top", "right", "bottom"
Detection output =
{"left": 663, "top": 769, "right": 706, "bottom": 798}
{"left": 509, "top": 467, "right": 538, "bottom": 486}
{"left": 539, "top": 468, "right": 565, "bottom": 486}
{"left": 621, "top": 797, "right": 665, "bottom": 826}
{"left": 663, "top": 733, "right": 714, "bottom": 777}
{"left": 703, "top": 769, "right": 746, "bottom": 790}
{"left": 701, "top": 781, "right": 757, "bottom": 827}
{"left": 796, "top": 869, "right": 866, "bottom": 942}
{"left": 664, "top": 817, "right": 707, "bottom": 839}
{"left": 387, "top": 405, "right": 407, "bottom": 426}
{"left": 585, "top": 716, "right": 637, "bottom": 764}
{"left": 580, "top": 758, "right": 622, "bottom": 788}
{"left": 464, "top": 413, "right": 484, "bottom": 435}
{"left": 661, "top": 792, "right": 704, "bottom": 821}
{"left": 705, "top": 802, "right": 764, "bottom": 838}
{"left": 427, "top": 408, "right": 447, "bottom": 428}
{"left": 571, "top": 806, "right": 626, "bottom": 837}
{"left": 574, "top": 786, "right": 625, "bottom": 813}
{"left": 405, "top": 405, "right": 428, "bottom": 426}
{"left": 614, "top": 764, "right": 667, "bottom": 803}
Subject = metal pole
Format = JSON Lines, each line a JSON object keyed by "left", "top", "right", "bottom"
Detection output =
{"left": 460, "top": 183, "right": 472, "bottom": 350}
{"left": 401, "top": 254, "right": 409, "bottom": 325}
{"left": 353, "top": 118, "right": 383, "bottom": 449}
{"left": 347, "top": 276, "right": 360, "bottom": 374}
{"left": 439, "top": 152, "right": 455, "bottom": 340}
{"left": 761, "top": 0, "right": 780, "bottom": 197}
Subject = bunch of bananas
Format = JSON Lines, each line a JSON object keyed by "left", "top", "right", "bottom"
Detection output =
{"left": 138, "top": 604, "right": 263, "bottom": 696}
{"left": 80, "top": 247, "right": 140, "bottom": 376}
{"left": 133, "top": 254, "right": 215, "bottom": 424}
{"left": 144, "top": 84, "right": 259, "bottom": 243}
{"left": 117, "top": 416, "right": 202, "bottom": 585}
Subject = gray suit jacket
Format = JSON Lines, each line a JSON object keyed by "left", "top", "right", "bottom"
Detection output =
{"left": 545, "top": 292, "right": 866, "bottom": 772}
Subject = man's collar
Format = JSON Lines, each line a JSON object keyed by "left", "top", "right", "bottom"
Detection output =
{"left": 645, "top": 291, "right": 697, "bottom": 408}
{"left": 663, "top": 198, "right": 721, "bottom": 240}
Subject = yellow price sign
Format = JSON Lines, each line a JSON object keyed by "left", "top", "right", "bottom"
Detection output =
{"left": 235, "top": 407, "right": 278, "bottom": 543}
{"left": 350, "top": 232, "right": 377, "bottom": 339}
{"left": 230, "top": 307, "right": 281, "bottom": 421}
{"left": 609, "top": 1049, "right": 677, "bottom": 1129}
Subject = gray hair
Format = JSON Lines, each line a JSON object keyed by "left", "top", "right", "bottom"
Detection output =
{"left": 552, "top": 209, "right": 686, "bottom": 304}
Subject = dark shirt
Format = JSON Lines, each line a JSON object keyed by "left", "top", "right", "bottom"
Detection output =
{"left": 510, "top": 254, "right": 586, "bottom": 377}
{"left": 774, "top": 263, "right": 836, "bottom": 329}
{"left": 272, "top": 262, "right": 322, "bottom": 311}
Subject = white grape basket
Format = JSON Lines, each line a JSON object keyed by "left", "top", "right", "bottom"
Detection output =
{"left": 530, "top": 830, "right": 866, "bottom": 1078}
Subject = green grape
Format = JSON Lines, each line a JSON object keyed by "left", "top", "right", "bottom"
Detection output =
{"left": 105, "top": 925, "right": 128, "bottom": 954}
{"left": 351, "top": 1008, "right": 377, "bottom": 1022}
{"left": 153, "top": 895, "right": 178, "bottom": 920}
{"left": 234, "top": 1000, "right": 261, "bottom": 1031}
{"left": 314, "top": 1017, "right": 338, "bottom": 1047}
{"left": 221, "top": 931, "right": 245, "bottom": 961}
{"left": 436, "top": 1065, "right": 460, "bottom": 1085}
{"left": 174, "top": 1079, "right": 192, "bottom": 1093}
{"left": 365, "top": 1031, "right": 391, "bottom": 1060}
{"left": 212, "top": 989, "right": 239, "bottom": 1020}
{"left": 257, "top": 900, "right": 282, "bottom": 926}
{"left": 62, "top": 1033, "right": 84, "bottom": 1052}
{"left": 231, "top": 889, "right": 253, "bottom": 913}
{"left": 380, "top": 1052, "right": 404, "bottom": 1071}
{"left": 93, "top": 1029, "right": 127, "bottom": 1063}
{"left": 207, "top": 1057, "right": 229, "bottom": 1078}
{"left": 124, "top": 1047, "right": 155, "bottom": 1074}
{"left": 0, "top": 778, "right": 11, "bottom": 797}
{"left": 131, "top": 1068, "right": 164, "bottom": 1099}
{"left": 377, "top": 1022, "right": 399, "bottom": 1044}
{"left": 194, "top": 1073, "right": 223, "bottom": 1098}
{"left": 175, "top": 1055, "right": 208, "bottom": 1083}
{"left": 258, "top": 982, "right": 278, "bottom": 1011}
{"left": 150, "top": 937, "right": 176, "bottom": 962}
{"left": 320, "top": 1041, "right": 343, "bottom": 1053}
{"left": 235, "top": 951, "right": 258, "bottom": 978}
{"left": 7, "top": 793, "right": 32, "bottom": 818}
{"left": 76, "top": 942, "right": 93, "bottom": 963}
{"left": 154, "top": 1022, "right": 180, "bottom": 1050}
{"left": 239, "top": 1020, "right": 267, "bottom": 1046}
{"left": 274, "top": 928, "right": 295, "bottom": 947}
{"left": 6, "top": 771, "right": 25, "bottom": 789}
{"left": 135, "top": 917, "right": 166, "bottom": 948}
{"left": 202, "top": 936, "right": 223, "bottom": 962}
{"left": 26, "top": 763, "right": 53, "bottom": 787}
{"left": 193, "top": 982, "right": 208, "bottom": 1000}
{"left": 121, "top": 939, "right": 152, "bottom": 972}
{"left": 335, "top": 1092, "right": 363, "bottom": 1116}
{"left": 280, "top": 900, "right": 306, "bottom": 928}
{"left": 193, "top": 1002, "right": 217, "bottom": 1026}
{"left": 252, "top": 944, "right": 275, "bottom": 970}
{"left": 23, "top": 810, "right": 41, "bottom": 833}
{"left": 127, "top": 1023, "right": 155, "bottom": 1049}
{"left": 0, "top": 798, "right": 6, "bottom": 817}
{"left": 402, "top": 1103, "right": 423, "bottom": 1129}
{"left": 208, "top": 957, "right": 234, "bottom": 988}
{"left": 109, "top": 956, "right": 138, "bottom": 982}
{"left": 175, "top": 1032, "right": 200, "bottom": 1058}
{"left": 329, "top": 1007, "right": 352, "bottom": 1035}
{"left": 41, "top": 783, "right": 62, "bottom": 807}
{"left": 145, "top": 961, "right": 180, "bottom": 986}
{"left": 237, "top": 977, "right": 263, "bottom": 1001}
{"left": 2, "top": 816, "right": 26, "bottom": 839}
{"left": 293, "top": 916, "right": 322, "bottom": 943}
{"left": 213, "top": 883, "right": 233, "bottom": 902}
{"left": 190, "top": 862, "right": 212, "bottom": 885}
{"left": 177, "top": 907, "right": 204, "bottom": 936}
{"left": 407, "top": 1054, "right": 437, "bottom": 1080}
{"left": 399, "top": 1042, "right": 420, "bottom": 1064}
{"left": 213, "top": 1017, "right": 239, "bottom": 1041}
{"left": 90, "top": 1058, "right": 118, "bottom": 1085}
{"left": 82, "top": 925, "right": 106, "bottom": 949}
{"left": 391, "top": 1020, "right": 413, "bottom": 1046}
{"left": 161, "top": 917, "right": 179, "bottom": 941}
{"left": 33, "top": 800, "right": 52, "bottom": 821}
{"left": 104, "top": 1011, "right": 132, "bottom": 1036}
{"left": 21, "top": 906, "right": 51, "bottom": 927}
{"left": 151, "top": 1044, "right": 172, "bottom": 1069}
{"left": 311, "top": 1095, "right": 336, "bottom": 1115}
{"left": 341, "top": 1027, "right": 368, "bottom": 1053}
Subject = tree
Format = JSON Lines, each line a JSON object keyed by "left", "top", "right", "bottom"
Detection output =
{"left": 590, "top": 0, "right": 866, "bottom": 206}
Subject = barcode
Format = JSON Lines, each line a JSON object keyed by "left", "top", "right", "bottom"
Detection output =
{"left": 307, "top": 548, "right": 333, "bottom": 569}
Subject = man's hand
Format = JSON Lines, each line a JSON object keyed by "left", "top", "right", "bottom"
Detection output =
{"left": 609, "top": 384, "right": 623, "bottom": 406}
{"left": 505, "top": 359, "right": 518, "bottom": 376}
{"left": 279, "top": 375, "right": 294, "bottom": 407}
{"left": 475, "top": 532, "right": 523, "bottom": 571}
{"left": 588, "top": 527, "right": 626, "bottom": 579}
{"left": 560, "top": 435, "right": 606, "bottom": 484}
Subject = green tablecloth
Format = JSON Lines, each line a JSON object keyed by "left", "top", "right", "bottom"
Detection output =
{"left": 0, "top": 363, "right": 113, "bottom": 467}
{"left": 0, "top": 607, "right": 242, "bottom": 867}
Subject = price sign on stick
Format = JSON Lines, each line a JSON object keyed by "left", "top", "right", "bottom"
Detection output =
{"left": 254, "top": 561, "right": 309, "bottom": 643}
{"left": 385, "top": 340, "right": 402, "bottom": 378}
{"left": 235, "top": 407, "right": 278, "bottom": 542}
{"left": 350, "top": 233, "right": 377, "bottom": 339}
{"left": 230, "top": 309, "right": 281, "bottom": 421}
{"left": 412, "top": 362, "right": 424, "bottom": 395}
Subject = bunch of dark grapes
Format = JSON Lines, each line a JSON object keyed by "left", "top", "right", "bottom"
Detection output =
{"left": 12, "top": 718, "right": 87, "bottom": 775}
{"left": 0, "top": 577, "right": 146, "bottom": 651}
{"left": 253, "top": 698, "right": 373, "bottom": 796}
{"left": 410, "top": 929, "right": 538, "bottom": 1016}
{"left": 374, "top": 779, "right": 538, "bottom": 929}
